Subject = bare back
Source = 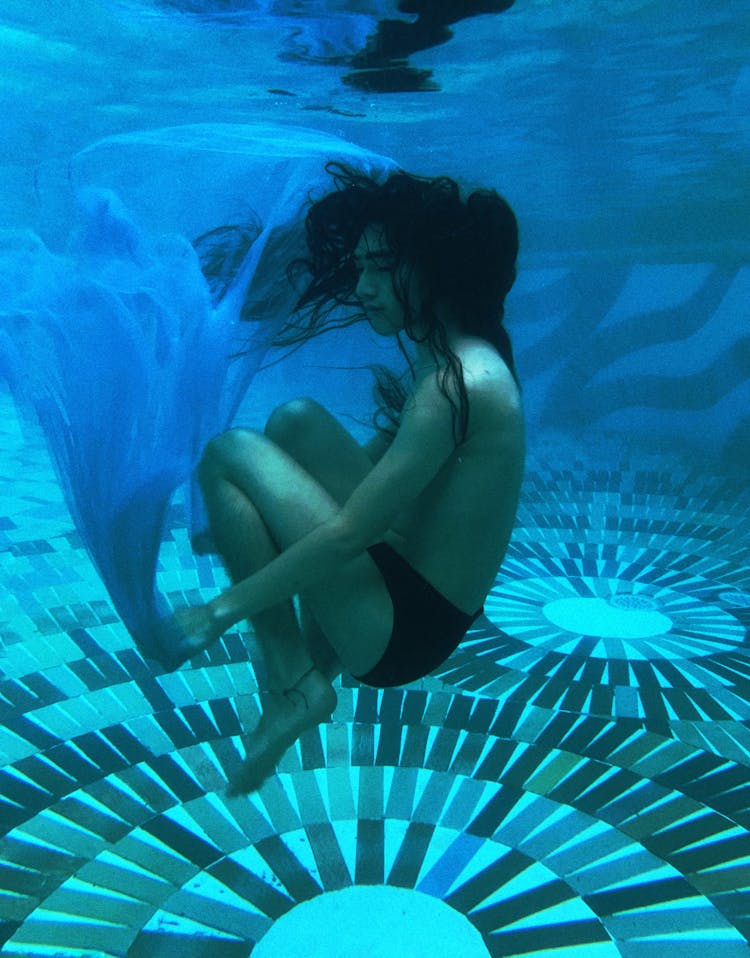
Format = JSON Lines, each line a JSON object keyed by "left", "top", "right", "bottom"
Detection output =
{"left": 384, "top": 337, "right": 525, "bottom": 614}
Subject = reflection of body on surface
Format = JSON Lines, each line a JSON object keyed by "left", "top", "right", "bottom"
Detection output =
{"left": 167, "top": 164, "right": 525, "bottom": 794}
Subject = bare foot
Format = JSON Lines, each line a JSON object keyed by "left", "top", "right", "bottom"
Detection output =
{"left": 227, "top": 668, "right": 337, "bottom": 796}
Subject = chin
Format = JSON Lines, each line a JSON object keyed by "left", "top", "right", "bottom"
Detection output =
{"left": 375, "top": 323, "right": 399, "bottom": 338}
{"left": 368, "top": 315, "right": 388, "bottom": 334}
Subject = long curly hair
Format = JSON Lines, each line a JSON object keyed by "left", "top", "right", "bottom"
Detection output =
{"left": 195, "top": 163, "right": 520, "bottom": 443}
{"left": 280, "top": 163, "right": 520, "bottom": 442}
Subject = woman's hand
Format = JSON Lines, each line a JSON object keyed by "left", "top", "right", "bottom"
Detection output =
{"left": 157, "top": 602, "right": 225, "bottom": 668}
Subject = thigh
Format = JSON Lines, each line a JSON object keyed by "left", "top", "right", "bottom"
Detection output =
{"left": 200, "top": 427, "right": 339, "bottom": 547}
{"left": 201, "top": 428, "right": 392, "bottom": 676}
{"left": 264, "top": 398, "right": 373, "bottom": 505}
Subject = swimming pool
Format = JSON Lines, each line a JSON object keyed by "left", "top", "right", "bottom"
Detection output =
{"left": 1, "top": 2, "right": 749, "bottom": 955}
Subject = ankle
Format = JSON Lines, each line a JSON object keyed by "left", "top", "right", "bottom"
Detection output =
{"left": 288, "top": 665, "right": 318, "bottom": 691}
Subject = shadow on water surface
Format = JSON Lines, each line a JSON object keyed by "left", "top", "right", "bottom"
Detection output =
{"left": 152, "top": 0, "right": 517, "bottom": 91}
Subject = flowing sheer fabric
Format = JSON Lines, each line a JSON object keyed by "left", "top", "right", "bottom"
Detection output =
{"left": 1, "top": 123, "right": 395, "bottom": 664}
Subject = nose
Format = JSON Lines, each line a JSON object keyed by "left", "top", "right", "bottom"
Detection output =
{"left": 355, "top": 271, "right": 375, "bottom": 301}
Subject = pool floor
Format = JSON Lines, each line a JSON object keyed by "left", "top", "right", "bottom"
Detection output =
{"left": 1, "top": 393, "right": 749, "bottom": 957}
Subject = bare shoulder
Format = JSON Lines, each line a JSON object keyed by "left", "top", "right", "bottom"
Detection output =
{"left": 401, "top": 336, "right": 523, "bottom": 450}
{"left": 458, "top": 338, "right": 523, "bottom": 432}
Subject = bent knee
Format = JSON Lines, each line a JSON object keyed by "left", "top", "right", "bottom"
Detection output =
{"left": 265, "top": 397, "right": 326, "bottom": 446}
{"left": 198, "top": 428, "right": 260, "bottom": 480}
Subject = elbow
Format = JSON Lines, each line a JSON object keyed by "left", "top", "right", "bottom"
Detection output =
{"left": 327, "top": 514, "right": 378, "bottom": 562}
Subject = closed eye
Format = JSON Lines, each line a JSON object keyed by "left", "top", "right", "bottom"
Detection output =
{"left": 354, "top": 255, "right": 395, "bottom": 273}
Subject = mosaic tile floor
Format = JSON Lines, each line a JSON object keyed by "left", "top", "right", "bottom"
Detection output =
{"left": 1, "top": 396, "right": 749, "bottom": 957}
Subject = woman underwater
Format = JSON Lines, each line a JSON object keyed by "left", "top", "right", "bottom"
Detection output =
{"left": 166, "top": 165, "right": 525, "bottom": 794}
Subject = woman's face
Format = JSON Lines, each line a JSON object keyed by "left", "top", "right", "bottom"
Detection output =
{"left": 353, "top": 225, "right": 420, "bottom": 336}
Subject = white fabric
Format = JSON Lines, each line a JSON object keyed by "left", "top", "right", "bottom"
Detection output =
{"left": 0, "top": 123, "right": 395, "bottom": 659}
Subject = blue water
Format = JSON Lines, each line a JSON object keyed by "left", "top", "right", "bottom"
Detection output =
{"left": 4, "top": 0, "right": 749, "bottom": 457}
{"left": 1, "top": 3, "right": 749, "bottom": 956}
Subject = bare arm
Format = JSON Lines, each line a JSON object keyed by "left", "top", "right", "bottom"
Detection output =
{"left": 207, "top": 373, "right": 456, "bottom": 631}
{"left": 363, "top": 428, "right": 394, "bottom": 464}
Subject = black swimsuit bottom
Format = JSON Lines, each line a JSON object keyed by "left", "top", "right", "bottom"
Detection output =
{"left": 354, "top": 542, "right": 484, "bottom": 689}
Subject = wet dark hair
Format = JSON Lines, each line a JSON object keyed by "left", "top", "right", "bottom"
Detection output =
{"left": 195, "top": 164, "right": 520, "bottom": 443}
{"left": 281, "top": 163, "right": 520, "bottom": 442}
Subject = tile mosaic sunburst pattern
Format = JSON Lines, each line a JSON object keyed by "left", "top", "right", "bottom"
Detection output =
{"left": 1, "top": 402, "right": 749, "bottom": 956}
